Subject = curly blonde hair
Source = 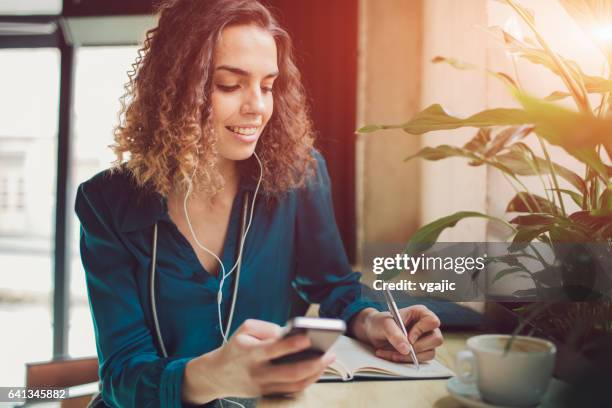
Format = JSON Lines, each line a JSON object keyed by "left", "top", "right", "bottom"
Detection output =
{"left": 111, "top": 0, "right": 315, "bottom": 197}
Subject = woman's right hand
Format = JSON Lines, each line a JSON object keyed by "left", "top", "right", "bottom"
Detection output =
{"left": 182, "top": 319, "right": 335, "bottom": 404}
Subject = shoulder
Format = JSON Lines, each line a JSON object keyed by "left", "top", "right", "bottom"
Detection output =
{"left": 77, "top": 165, "right": 138, "bottom": 206}
{"left": 81, "top": 164, "right": 138, "bottom": 192}
{"left": 304, "top": 148, "right": 331, "bottom": 190}
{"left": 290, "top": 148, "right": 331, "bottom": 204}
{"left": 75, "top": 165, "right": 145, "bottom": 229}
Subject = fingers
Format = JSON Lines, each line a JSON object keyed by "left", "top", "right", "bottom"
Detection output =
{"left": 236, "top": 319, "right": 282, "bottom": 340}
{"left": 400, "top": 305, "right": 441, "bottom": 344}
{"left": 262, "top": 352, "right": 335, "bottom": 383}
{"left": 375, "top": 305, "right": 442, "bottom": 361}
{"left": 413, "top": 328, "right": 443, "bottom": 353}
{"left": 375, "top": 328, "right": 442, "bottom": 362}
{"left": 262, "top": 370, "right": 321, "bottom": 396}
{"left": 375, "top": 348, "right": 436, "bottom": 363}
{"left": 260, "top": 335, "right": 311, "bottom": 360}
{"left": 261, "top": 356, "right": 332, "bottom": 395}
{"left": 382, "top": 317, "right": 413, "bottom": 355}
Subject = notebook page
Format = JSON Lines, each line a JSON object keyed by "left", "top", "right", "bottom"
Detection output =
{"left": 323, "top": 360, "right": 351, "bottom": 381}
{"left": 330, "top": 335, "right": 454, "bottom": 379}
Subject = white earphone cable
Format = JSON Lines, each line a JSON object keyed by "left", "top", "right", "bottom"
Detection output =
{"left": 183, "top": 152, "right": 263, "bottom": 343}
{"left": 183, "top": 153, "right": 263, "bottom": 408}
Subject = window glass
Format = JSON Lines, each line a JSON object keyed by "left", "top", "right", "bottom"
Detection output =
{"left": 70, "top": 46, "right": 139, "bottom": 357}
{"left": 0, "top": 0, "right": 61, "bottom": 15}
{"left": 0, "top": 48, "right": 59, "bottom": 387}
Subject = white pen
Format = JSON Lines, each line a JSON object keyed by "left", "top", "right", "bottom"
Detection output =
{"left": 383, "top": 288, "right": 419, "bottom": 370}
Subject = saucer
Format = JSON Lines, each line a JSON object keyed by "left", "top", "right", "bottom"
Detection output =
{"left": 446, "top": 377, "right": 568, "bottom": 408}
{"left": 446, "top": 377, "right": 515, "bottom": 408}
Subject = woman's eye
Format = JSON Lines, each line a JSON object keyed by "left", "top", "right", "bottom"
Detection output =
{"left": 261, "top": 86, "right": 273, "bottom": 94}
{"left": 216, "top": 84, "right": 240, "bottom": 92}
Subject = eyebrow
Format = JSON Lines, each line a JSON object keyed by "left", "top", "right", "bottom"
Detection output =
{"left": 215, "top": 65, "right": 279, "bottom": 79}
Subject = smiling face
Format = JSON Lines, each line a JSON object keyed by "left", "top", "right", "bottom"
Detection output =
{"left": 209, "top": 24, "right": 278, "bottom": 164}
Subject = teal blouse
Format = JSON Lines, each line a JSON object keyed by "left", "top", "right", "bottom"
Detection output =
{"left": 75, "top": 151, "right": 380, "bottom": 408}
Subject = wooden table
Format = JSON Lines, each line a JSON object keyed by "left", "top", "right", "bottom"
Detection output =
{"left": 22, "top": 332, "right": 475, "bottom": 408}
{"left": 258, "top": 332, "right": 476, "bottom": 408}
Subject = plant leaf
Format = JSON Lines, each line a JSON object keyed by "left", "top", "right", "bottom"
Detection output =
{"left": 431, "top": 55, "right": 478, "bottom": 70}
{"left": 405, "top": 211, "right": 514, "bottom": 255}
{"left": 548, "top": 188, "right": 584, "bottom": 208}
{"left": 485, "top": 126, "right": 534, "bottom": 157}
{"left": 432, "top": 55, "right": 519, "bottom": 90}
{"left": 492, "top": 266, "right": 528, "bottom": 284}
{"left": 597, "top": 185, "right": 612, "bottom": 215}
{"left": 357, "top": 124, "right": 382, "bottom": 133}
{"left": 501, "top": 0, "right": 536, "bottom": 25}
{"left": 582, "top": 75, "right": 612, "bottom": 93}
{"left": 548, "top": 224, "right": 591, "bottom": 242}
{"left": 510, "top": 42, "right": 612, "bottom": 95}
{"left": 401, "top": 105, "right": 531, "bottom": 134}
{"left": 463, "top": 128, "right": 492, "bottom": 154}
{"left": 496, "top": 144, "right": 587, "bottom": 195}
{"left": 543, "top": 91, "right": 571, "bottom": 101}
{"left": 499, "top": 28, "right": 592, "bottom": 96}
{"left": 509, "top": 213, "right": 557, "bottom": 226}
{"left": 569, "top": 210, "right": 612, "bottom": 239}
{"left": 360, "top": 96, "right": 608, "bottom": 182}
{"left": 513, "top": 93, "right": 609, "bottom": 179}
{"left": 360, "top": 104, "right": 532, "bottom": 136}
{"left": 506, "top": 192, "right": 561, "bottom": 214}
{"left": 404, "top": 145, "right": 479, "bottom": 162}
{"left": 509, "top": 225, "right": 552, "bottom": 251}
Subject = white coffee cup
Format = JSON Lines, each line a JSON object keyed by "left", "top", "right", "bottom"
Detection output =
{"left": 456, "top": 334, "right": 556, "bottom": 407}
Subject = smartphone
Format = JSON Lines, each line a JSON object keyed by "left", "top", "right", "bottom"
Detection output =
{"left": 271, "top": 317, "right": 346, "bottom": 364}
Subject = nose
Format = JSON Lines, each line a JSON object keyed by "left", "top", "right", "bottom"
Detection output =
{"left": 241, "top": 86, "right": 265, "bottom": 116}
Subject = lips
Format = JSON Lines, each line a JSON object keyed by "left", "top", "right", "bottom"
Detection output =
{"left": 225, "top": 125, "right": 260, "bottom": 142}
{"left": 226, "top": 126, "right": 259, "bottom": 136}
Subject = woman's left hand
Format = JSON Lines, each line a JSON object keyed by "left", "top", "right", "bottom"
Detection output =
{"left": 359, "top": 305, "right": 444, "bottom": 363}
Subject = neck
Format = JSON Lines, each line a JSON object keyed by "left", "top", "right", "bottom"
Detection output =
{"left": 216, "top": 156, "right": 239, "bottom": 191}
{"left": 169, "top": 157, "right": 239, "bottom": 206}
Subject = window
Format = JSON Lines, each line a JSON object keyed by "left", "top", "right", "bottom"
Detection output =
{"left": 0, "top": 48, "right": 59, "bottom": 387}
{"left": 0, "top": 0, "right": 61, "bottom": 15}
{"left": 69, "top": 46, "right": 139, "bottom": 357}
{"left": 0, "top": 178, "right": 8, "bottom": 210}
{"left": 16, "top": 177, "right": 26, "bottom": 211}
{"left": 0, "top": 154, "right": 27, "bottom": 217}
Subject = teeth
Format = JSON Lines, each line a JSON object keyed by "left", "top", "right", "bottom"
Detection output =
{"left": 228, "top": 126, "right": 258, "bottom": 136}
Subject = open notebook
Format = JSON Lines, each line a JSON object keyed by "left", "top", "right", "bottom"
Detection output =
{"left": 320, "top": 335, "right": 454, "bottom": 382}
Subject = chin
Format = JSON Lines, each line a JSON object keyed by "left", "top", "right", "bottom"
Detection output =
{"left": 218, "top": 143, "right": 258, "bottom": 162}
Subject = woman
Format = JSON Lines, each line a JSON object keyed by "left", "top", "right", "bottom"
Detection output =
{"left": 75, "top": 0, "right": 444, "bottom": 407}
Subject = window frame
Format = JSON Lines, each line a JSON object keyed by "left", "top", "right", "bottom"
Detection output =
{"left": 0, "top": 12, "right": 147, "bottom": 359}
{"left": 0, "top": 15, "right": 72, "bottom": 359}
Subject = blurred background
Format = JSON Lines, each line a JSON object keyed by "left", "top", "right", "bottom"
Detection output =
{"left": 0, "top": 0, "right": 602, "bottom": 389}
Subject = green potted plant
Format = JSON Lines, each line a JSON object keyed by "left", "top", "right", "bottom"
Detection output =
{"left": 358, "top": 0, "right": 611, "bottom": 396}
